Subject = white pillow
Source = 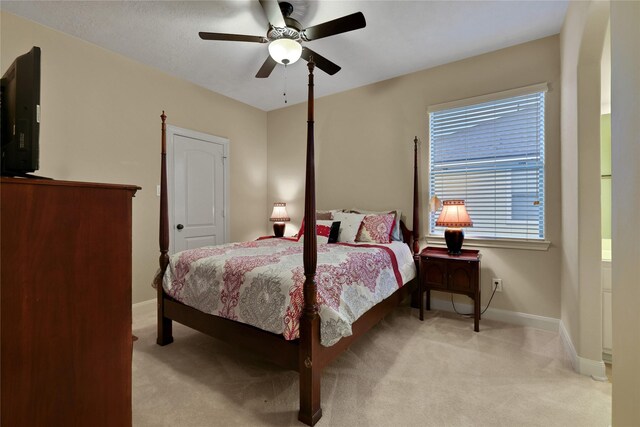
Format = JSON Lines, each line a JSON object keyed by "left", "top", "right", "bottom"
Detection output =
{"left": 332, "top": 212, "right": 366, "bottom": 243}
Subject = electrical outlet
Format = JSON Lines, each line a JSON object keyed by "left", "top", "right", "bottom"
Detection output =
{"left": 492, "top": 278, "right": 503, "bottom": 292}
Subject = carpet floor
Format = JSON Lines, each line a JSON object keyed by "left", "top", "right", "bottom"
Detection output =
{"left": 133, "top": 301, "right": 611, "bottom": 426}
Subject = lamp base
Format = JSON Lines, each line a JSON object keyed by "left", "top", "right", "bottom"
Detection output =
{"left": 273, "top": 222, "right": 285, "bottom": 237}
{"left": 444, "top": 228, "right": 464, "bottom": 255}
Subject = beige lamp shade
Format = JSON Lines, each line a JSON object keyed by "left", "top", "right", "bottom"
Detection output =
{"left": 435, "top": 200, "right": 473, "bottom": 228}
{"left": 429, "top": 194, "right": 442, "bottom": 213}
{"left": 270, "top": 203, "right": 290, "bottom": 222}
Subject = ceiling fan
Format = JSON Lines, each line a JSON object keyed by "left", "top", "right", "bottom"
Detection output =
{"left": 199, "top": 0, "right": 366, "bottom": 78}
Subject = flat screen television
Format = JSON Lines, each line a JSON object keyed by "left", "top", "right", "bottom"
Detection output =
{"left": 1, "top": 46, "right": 41, "bottom": 177}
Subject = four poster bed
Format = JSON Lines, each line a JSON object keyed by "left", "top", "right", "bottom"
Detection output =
{"left": 154, "top": 62, "right": 420, "bottom": 426}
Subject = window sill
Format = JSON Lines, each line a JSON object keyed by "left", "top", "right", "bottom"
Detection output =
{"left": 425, "top": 236, "right": 551, "bottom": 251}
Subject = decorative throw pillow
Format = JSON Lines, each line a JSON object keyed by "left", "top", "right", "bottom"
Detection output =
{"left": 348, "top": 208, "right": 403, "bottom": 242}
{"left": 296, "top": 211, "right": 338, "bottom": 239}
{"left": 356, "top": 213, "right": 396, "bottom": 244}
{"left": 316, "top": 211, "right": 334, "bottom": 220}
{"left": 298, "top": 220, "right": 335, "bottom": 244}
{"left": 332, "top": 212, "right": 366, "bottom": 243}
{"left": 328, "top": 221, "right": 341, "bottom": 244}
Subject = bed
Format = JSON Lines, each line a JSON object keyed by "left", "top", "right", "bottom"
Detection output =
{"left": 155, "top": 61, "right": 420, "bottom": 426}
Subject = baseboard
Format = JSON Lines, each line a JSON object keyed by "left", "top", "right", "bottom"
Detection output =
{"left": 428, "top": 298, "right": 559, "bottom": 332}
{"left": 559, "top": 321, "right": 608, "bottom": 381}
{"left": 132, "top": 298, "right": 155, "bottom": 314}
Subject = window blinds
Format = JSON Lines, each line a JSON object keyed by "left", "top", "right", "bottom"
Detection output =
{"left": 429, "top": 90, "right": 546, "bottom": 240}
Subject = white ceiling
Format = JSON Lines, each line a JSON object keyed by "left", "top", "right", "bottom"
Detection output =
{"left": 1, "top": 0, "right": 568, "bottom": 111}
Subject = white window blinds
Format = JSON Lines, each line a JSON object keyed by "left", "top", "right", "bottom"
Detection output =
{"left": 428, "top": 87, "right": 546, "bottom": 240}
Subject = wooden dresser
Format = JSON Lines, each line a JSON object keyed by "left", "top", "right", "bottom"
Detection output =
{"left": 1, "top": 178, "right": 140, "bottom": 427}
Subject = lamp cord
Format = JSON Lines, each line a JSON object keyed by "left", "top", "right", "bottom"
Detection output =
{"left": 450, "top": 282, "right": 498, "bottom": 317}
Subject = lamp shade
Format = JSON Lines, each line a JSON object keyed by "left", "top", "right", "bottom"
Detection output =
{"left": 429, "top": 194, "right": 442, "bottom": 213}
{"left": 270, "top": 203, "right": 290, "bottom": 222}
{"left": 268, "top": 39, "right": 302, "bottom": 65}
{"left": 435, "top": 200, "right": 473, "bottom": 227}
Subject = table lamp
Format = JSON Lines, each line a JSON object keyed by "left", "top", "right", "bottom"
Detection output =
{"left": 270, "top": 202, "right": 290, "bottom": 237}
{"left": 435, "top": 200, "right": 473, "bottom": 255}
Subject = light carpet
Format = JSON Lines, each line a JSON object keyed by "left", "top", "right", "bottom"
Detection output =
{"left": 133, "top": 301, "right": 611, "bottom": 426}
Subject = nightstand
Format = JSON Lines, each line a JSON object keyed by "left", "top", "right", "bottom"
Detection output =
{"left": 418, "top": 247, "right": 481, "bottom": 332}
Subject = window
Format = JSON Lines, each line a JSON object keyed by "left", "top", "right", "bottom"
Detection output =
{"left": 428, "top": 84, "right": 547, "bottom": 241}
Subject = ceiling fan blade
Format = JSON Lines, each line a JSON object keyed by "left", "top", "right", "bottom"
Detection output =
{"left": 256, "top": 56, "right": 278, "bottom": 78}
{"left": 301, "top": 47, "right": 341, "bottom": 76}
{"left": 301, "top": 12, "right": 366, "bottom": 41}
{"left": 259, "top": 0, "right": 286, "bottom": 28}
{"left": 199, "top": 32, "right": 268, "bottom": 43}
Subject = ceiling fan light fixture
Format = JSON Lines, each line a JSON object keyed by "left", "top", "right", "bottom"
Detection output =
{"left": 268, "top": 38, "right": 302, "bottom": 65}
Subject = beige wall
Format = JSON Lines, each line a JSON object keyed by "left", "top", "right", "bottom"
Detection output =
{"left": 0, "top": 12, "right": 268, "bottom": 304}
{"left": 268, "top": 36, "right": 562, "bottom": 319}
{"left": 559, "top": 0, "right": 587, "bottom": 361}
{"left": 611, "top": 1, "right": 640, "bottom": 424}
{"left": 560, "top": 0, "right": 609, "bottom": 370}
{"left": 576, "top": 0, "right": 609, "bottom": 364}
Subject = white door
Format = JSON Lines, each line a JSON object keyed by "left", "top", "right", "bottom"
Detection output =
{"left": 167, "top": 126, "right": 229, "bottom": 253}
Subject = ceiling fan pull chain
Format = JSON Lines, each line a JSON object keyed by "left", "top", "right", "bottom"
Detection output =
{"left": 283, "top": 63, "right": 288, "bottom": 104}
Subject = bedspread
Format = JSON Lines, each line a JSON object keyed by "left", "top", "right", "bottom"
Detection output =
{"left": 163, "top": 239, "right": 416, "bottom": 346}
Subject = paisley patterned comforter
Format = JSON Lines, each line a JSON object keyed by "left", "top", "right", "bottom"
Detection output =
{"left": 162, "top": 239, "right": 416, "bottom": 346}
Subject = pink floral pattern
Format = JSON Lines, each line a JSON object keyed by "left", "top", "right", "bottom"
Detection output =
{"left": 283, "top": 268, "right": 306, "bottom": 340}
{"left": 356, "top": 214, "right": 396, "bottom": 244}
{"left": 219, "top": 254, "right": 281, "bottom": 319}
{"left": 171, "top": 246, "right": 242, "bottom": 297}
{"left": 163, "top": 239, "right": 415, "bottom": 346}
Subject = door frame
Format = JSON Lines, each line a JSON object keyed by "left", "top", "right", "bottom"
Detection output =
{"left": 166, "top": 125, "right": 230, "bottom": 254}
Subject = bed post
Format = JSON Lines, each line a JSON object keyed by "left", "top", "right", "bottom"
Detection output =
{"left": 409, "top": 136, "right": 422, "bottom": 310}
{"left": 157, "top": 111, "right": 173, "bottom": 346}
{"left": 412, "top": 136, "right": 420, "bottom": 254}
{"left": 298, "top": 61, "right": 322, "bottom": 426}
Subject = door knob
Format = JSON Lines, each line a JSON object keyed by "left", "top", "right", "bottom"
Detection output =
{"left": 176, "top": 224, "right": 184, "bottom": 230}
